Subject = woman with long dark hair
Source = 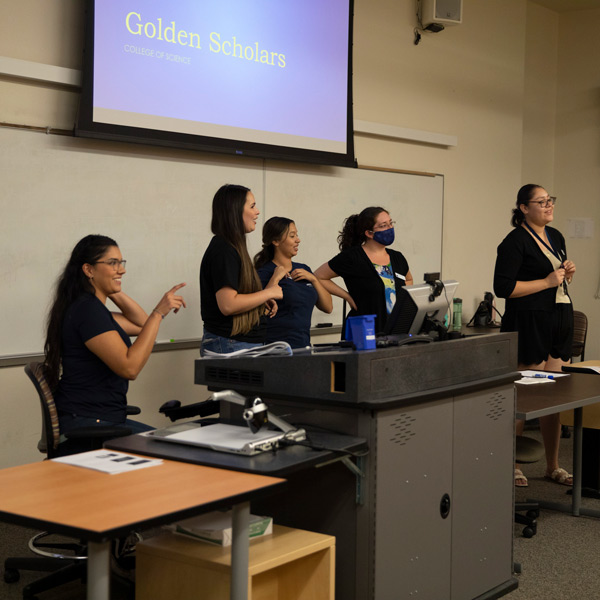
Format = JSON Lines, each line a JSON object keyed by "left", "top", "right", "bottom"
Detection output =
{"left": 494, "top": 183, "right": 576, "bottom": 487}
{"left": 200, "top": 184, "right": 285, "bottom": 354}
{"left": 46, "top": 234, "right": 186, "bottom": 454}
{"left": 314, "top": 206, "right": 413, "bottom": 333}
{"left": 254, "top": 217, "right": 332, "bottom": 348}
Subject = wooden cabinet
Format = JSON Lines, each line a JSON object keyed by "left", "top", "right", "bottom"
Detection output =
{"left": 136, "top": 525, "right": 335, "bottom": 600}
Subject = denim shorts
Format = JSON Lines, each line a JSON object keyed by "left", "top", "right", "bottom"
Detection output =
{"left": 200, "top": 331, "right": 263, "bottom": 356}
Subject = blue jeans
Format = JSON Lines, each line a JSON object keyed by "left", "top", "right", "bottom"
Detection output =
{"left": 200, "top": 331, "right": 263, "bottom": 356}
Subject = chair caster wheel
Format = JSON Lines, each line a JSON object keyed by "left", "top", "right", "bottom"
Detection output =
{"left": 522, "top": 526, "right": 536, "bottom": 538}
{"left": 513, "top": 562, "right": 522, "bottom": 574}
{"left": 526, "top": 509, "right": 539, "bottom": 519}
{"left": 3, "top": 568, "right": 20, "bottom": 583}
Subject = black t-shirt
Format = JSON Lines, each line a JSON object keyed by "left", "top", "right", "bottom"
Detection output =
{"left": 55, "top": 293, "right": 130, "bottom": 422}
{"left": 257, "top": 261, "right": 318, "bottom": 348}
{"left": 199, "top": 235, "right": 266, "bottom": 342}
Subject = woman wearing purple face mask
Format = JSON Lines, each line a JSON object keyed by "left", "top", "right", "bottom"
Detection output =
{"left": 315, "top": 207, "right": 413, "bottom": 335}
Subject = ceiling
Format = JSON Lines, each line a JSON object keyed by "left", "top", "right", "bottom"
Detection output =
{"left": 530, "top": 0, "right": 600, "bottom": 12}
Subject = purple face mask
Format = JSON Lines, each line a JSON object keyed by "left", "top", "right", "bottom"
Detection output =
{"left": 372, "top": 227, "right": 395, "bottom": 246}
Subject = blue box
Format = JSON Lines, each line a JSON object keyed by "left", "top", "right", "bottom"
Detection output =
{"left": 345, "top": 315, "right": 377, "bottom": 350}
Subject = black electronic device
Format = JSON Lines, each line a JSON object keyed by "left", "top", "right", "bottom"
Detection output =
{"left": 376, "top": 334, "right": 433, "bottom": 348}
{"left": 159, "top": 398, "right": 220, "bottom": 422}
{"left": 382, "top": 279, "right": 459, "bottom": 337}
{"left": 153, "top": 390, "right": 306, "bottom": 455}
{"left": 468, "top": 291, "right": 502, "bottom": 328}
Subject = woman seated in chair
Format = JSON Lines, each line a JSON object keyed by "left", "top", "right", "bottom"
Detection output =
{"left": 44, "top": 234, "right": 186, "bottom": 455}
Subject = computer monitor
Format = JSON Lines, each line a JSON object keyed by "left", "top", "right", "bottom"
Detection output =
{"left": 384, "top": 280, "right": 459, "bottom": 336}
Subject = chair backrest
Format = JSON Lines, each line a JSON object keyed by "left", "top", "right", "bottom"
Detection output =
{"left": 572, "top": 310, "right": 588, "bottom": 361}
{"left": 25, "top": 362, "right": 60, "bottom": 458}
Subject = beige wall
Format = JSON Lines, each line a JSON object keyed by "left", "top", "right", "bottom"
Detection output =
{"left": 554, "top": 9, "right": 600, "bottom": 360}
{"left": 0, "top": 0, "right": 597, "bottom": 467}
{"left": 353, "top": 0, "right": 527, "bottom": 315}
{"left": 522, "top": 2, "right": 559, "bottom": 186}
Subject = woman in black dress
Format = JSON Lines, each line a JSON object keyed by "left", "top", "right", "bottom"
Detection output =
{"left": 494, "top": 184, "right": 576, "bottom": 487}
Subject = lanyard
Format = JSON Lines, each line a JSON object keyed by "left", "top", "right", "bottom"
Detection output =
{"left": 523, "top": 221, "right": 568, "bottom": 294}
{"left": 523, "top": 221, "right": 564, "bottom": 264}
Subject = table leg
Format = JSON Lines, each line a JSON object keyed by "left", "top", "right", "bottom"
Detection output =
{"left": 230, "top": 501, "right": 250, "bottom": 600}
{"left": 87, "top": 541, "right": 111, "bottom": 600}
{"left": 532, "top": 406, "right": 600, "bottom": 519}
{"left": 572, "top": 407, "right": 583, "bottom": 516}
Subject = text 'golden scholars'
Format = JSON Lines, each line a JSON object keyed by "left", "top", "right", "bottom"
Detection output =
{"left": 126, "top": 12, "right": 286, "bottom": 68}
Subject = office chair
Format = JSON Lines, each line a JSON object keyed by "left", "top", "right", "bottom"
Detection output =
{"left": 2, "top": 362, "right": 140, "bottom": 600}
{"left": 514, "top": 435, "right": 544, "bottom": 539}
{"left": 561, "top": 310, "right": 588, "bottom": 439}
{"left": 571, "top": 310, "right": 588, "bottom": 362}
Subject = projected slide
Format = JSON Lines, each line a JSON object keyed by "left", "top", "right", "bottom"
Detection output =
{"left": 92, "top": 0, "right": 351, "bottom": 155}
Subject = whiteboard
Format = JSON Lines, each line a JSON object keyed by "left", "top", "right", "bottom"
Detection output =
{"left": 0, "top": 126, "right": 442, "bottom": 357}
{"left": 265, "top": 162, "right": 443, "bottom": 327}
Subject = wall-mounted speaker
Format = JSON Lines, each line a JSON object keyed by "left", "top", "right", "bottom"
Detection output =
{"left": 421, "top": 0, "right": 462, "bottom": 27}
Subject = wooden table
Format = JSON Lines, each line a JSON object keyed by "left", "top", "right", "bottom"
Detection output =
{"left": 0, "top": 458, "right": 284, "bottom": 600}
{"left": 516, "top": 370, "right": 600, "bottom": 517}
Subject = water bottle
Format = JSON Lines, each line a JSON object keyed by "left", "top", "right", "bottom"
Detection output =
{"left": 452, "top": 298, "right": 462, "bottom": 332}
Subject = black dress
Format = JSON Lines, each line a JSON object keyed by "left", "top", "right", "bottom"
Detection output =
{"left": 493, "top": 226, "right": 573, "bottom": 365}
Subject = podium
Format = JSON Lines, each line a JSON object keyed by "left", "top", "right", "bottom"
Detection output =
{"left": 195, "top": 333, "right": 519, "bottom": 600}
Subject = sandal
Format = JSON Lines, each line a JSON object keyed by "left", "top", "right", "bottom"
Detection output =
{"left": 515, "top": 468, "right": 528, "bottom": 487}
{"left": 545, "top": 467, "right": 573, "bottom": 486}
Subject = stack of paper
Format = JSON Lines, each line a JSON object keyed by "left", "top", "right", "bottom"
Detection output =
{"left": 52, "top": 450, "right": 163, "bottom": 474}
{"left": 516, "top": 370, "right": 570, "bottom": 385}
{"left": 167, "top": 510, "right": 273, "bottom": 546}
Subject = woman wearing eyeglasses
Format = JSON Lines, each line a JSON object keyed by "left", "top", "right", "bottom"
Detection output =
{"left": 45, "top": 234, "right": 186, "bottom": 455}
{"left": 314, "top": 206, "right": 413, "bottom": 334}
{"left": 494, "top": 184, "right": 576, "bottom": 487}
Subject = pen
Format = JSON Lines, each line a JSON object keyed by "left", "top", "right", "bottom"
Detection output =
{"left": 531, "top": 374, "right": 555, "bottom": 379}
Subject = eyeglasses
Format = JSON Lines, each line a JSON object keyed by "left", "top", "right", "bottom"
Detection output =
{"left": 371, "top": 220, "right": 396, "bottom": 231}
{"left": 529, "top": 196, "right": 556, "bottom": 208}
{"left": 94, "top": 259, "right": 127, "bottom": 270}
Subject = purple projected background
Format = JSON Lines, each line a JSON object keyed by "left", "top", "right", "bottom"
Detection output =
{"left": 94, "top": 0, "right": 350, "bottom": 142}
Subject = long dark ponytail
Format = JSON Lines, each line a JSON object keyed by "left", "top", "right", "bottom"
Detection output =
{"left": 337, "top": 206, "right": 388, "bottom": 250}
{"left": 44, "top": 235, "right": 118, "bottom": 391}
{"left": 211, "top": 184, "right": 263, "bottom": 336}
{"left": 254, "top": 217, "right": 294, "bottom": 269}
{"left": 512, "top": 184, "right": 542, "bottom": 227}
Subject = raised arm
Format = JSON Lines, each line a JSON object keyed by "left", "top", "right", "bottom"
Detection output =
{"left": 314, "top": 263, "right": 357, "bottom": 311}
{"left": 216, "top": 266, "right": 286, "bottom": 316}
{"left": 290, "top": 268, "right": 333, "bottom": 313}
{"left": 494, "top": 236, "right": 566, "bottom": 299}
{"left": 508, "top": 272, "right": 565, "bottom": 298}
{"left": 108, "top": 291, "right": 148, "bottom": 335}
{"left": 85, "top": 283, "right": 186, "bottom": 380}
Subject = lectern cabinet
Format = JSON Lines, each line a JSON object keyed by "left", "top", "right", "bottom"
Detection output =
{"left": 196, "top": 333, "right": 519, "bottom": 600}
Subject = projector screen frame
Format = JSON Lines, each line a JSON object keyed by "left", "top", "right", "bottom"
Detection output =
{"left": 75, "top": 0, "right": 357, "bottom": 168}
